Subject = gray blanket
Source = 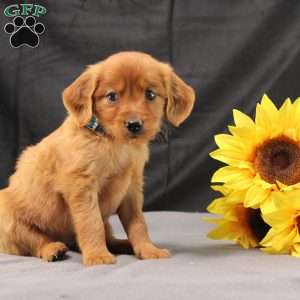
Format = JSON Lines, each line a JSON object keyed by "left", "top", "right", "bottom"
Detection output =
{"left": 1, "top": 212, "right": 299, "bottom": 300}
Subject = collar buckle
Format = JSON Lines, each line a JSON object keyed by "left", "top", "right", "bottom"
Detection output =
{"left": 85, "top": 115, "right": 105, "bottom": 134}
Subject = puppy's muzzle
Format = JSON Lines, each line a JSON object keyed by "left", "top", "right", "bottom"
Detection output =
{"left": 125, "top": 119, "right": 144, "bottom": 135}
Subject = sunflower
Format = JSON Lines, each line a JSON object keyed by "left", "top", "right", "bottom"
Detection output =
{"left": 210, "top": 95, "right": 300, "bottom": 213}
{"left": 206, "top": 186, "right": 270, "bottom": 248}
{"left": 260, "top": 190, "right": 300, "bottom": 257}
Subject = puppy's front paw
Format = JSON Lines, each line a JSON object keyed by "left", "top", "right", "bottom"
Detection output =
{"left": 40, "top": 242, "right": 68, "bottom": 262}
{"left": 134, "top": 243, "right": 171, "bottom": 260}
{"left": 83, "top": 251, "right": 116, "bottom": 266}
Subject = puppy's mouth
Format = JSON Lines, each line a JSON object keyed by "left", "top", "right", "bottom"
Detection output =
{"left": 128, "top": 131, "right": 144, "bottom": 139}
{"left": 126, "top": 129, "right": 156, "bottom": 142}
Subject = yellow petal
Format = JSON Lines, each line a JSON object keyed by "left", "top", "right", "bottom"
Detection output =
{"left": 238, "top": 235, "right": 258, "bottom": 249}
{"left": 291, "top": 243, "right": 300, "bottom": 257}
{"left": 260, "top": 228, "right": 277, "bottom": 247}
{"left": 255, "top": 103, "right": 271, "bottom": 132}
{"left": 284, "top": 128, "right": 297, "bottom": 141}
{"left": 266, "top": 228, "right": 296, "bottom": 252}
{"left": 254, "top": 176, "right": 274, "bottom": 189}
{"left": 260, "top": 198, "right": 277, "bottom": 214}
{"left": 228, "top": 126, "right": 256, "bottom": 144}
{"left": 207, "top": 198, "right": 227, "bottom": 214}
{"left": 260, "top": 94, "right": 278, "bottom": 114}
{"left": 293, "top": 233, "right": 300, "bottom": 243}
{"left": 261, "top": 246, "right": 287, "bottom": 255}
{"left": 293, "top": 98, "right": 300, "bottom": 124}
{"left": 207, "top": 223, "right": 231, "bottom": 240}
{"left": 209, "top": 149, "right": 245, "bottom": 164}
{"left": 226, "top": 177, "right": 254, "bottom": 190}
{"left": 274, "top": 228, "right": 297, "bottom": 252}
{"left": 270, "top": 219, "right": 294, "bottom": 231}
{"left": 209, "top": 149, "right": 245, "bottom": 165}
{"left": 262, "top": 210, "right": 294, "bottom": 229}
{"left": 273, "top": 190, "right": 300, "bottom": 210}
{"left": 244, "top": 185, "right": 269, "bottom": 208}
{"left": 214, "top": 134, "right": 245, "bottom": 151}
{"left": 278, "top": 98, "right": 293, "bottom": 130}
{"left": 211, "top": 166, "right": 252, "bottom": 184}
{"left": 255, "top": 126, "right": 270, "bottom": 144}
{"left": 211, "top": 167, "right": 254, "bottom": 190}
{"left": 259, "top": 94, "right": 279, "bottom": 127}
{"left": 233, "top": 109, "right": 255, "bottom": 128}
{"left": 291, "top": 250, "right": 300, "bottom": 257}
{"left": 281, "top": 182, "right": 300, "bottom": 191}
{"left": 225, "top": 190, "right": 246, "bottom": 204}
{"left": 202, "top": 217, "right": 223, "bottom": 225}
{"left": 210, "top": 185, "right": 229, "bottom": 195}
{"left": 224, "top": 208, "right": 239, "bottom": 222}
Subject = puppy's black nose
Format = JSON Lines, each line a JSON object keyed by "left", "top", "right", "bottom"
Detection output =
{"left": 125, "top": 119, "right": 143, "bottom": 134}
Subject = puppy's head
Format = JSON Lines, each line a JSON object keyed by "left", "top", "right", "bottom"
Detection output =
{"left": 63, "top": 52, "right": 195, "bottom": 143}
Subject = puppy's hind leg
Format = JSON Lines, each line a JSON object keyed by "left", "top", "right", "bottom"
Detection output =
{"left": 14, "top": 222, "right": 69, "bottom": 262}
{"left": 0, "top": 191, "right": 25, "bottom": 256}
{"left": 0, "top": 191, "right": 68, "bottom": 261}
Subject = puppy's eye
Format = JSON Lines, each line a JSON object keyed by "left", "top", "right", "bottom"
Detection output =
{"left": 145, "top": 89, "right": 156, "bottom": 101}
{"left": 106, "top": 92, "right": 118, "bottom": 103}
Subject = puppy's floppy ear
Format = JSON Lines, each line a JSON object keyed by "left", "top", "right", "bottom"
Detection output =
{"left": 164, "top": 67, "right": 195, "bottom": 127}
{"left": 62, "top": 69, "right": 97, "bottom": 127}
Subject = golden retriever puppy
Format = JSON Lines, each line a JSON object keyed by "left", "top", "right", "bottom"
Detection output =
{"left": 0, "top": 52, "right": 195, "bottom": 266}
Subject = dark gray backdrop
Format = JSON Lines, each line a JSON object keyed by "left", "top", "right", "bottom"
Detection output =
{"left": 1, "top": 0, "right": 300, "bottom": 211}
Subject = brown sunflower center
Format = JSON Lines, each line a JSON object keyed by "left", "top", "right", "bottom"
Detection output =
{"left": 254, "top": 137, "right": 300, "bottom": 185}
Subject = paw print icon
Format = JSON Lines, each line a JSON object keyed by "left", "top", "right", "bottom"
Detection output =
{"left": 4, "top": 16, "right": 45, "bottom": 48}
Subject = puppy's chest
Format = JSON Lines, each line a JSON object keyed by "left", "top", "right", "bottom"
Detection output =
{"left": 96, "top": 147, "right": 135, "bottom": 217}
{"left": 98, "top": 165, "right": 133, "bottom": 217}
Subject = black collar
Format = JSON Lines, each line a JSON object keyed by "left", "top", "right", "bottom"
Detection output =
{"left": 85, "top": 115, "right": 105, "bottom": 135}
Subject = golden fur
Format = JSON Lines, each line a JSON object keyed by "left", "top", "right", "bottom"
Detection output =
{"left": 0, "top": 52, "right": 195, "bottom": 266}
